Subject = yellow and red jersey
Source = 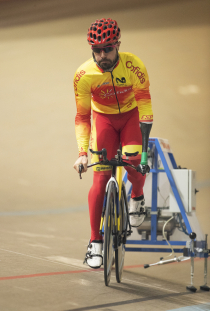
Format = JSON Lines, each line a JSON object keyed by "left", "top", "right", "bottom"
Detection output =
{"left": 74, "top": 52, "right": 153, "bottom": 156}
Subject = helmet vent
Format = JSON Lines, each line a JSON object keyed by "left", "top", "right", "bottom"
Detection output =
{"left": 107, "top": 30, "right": 110, "bottom": 37}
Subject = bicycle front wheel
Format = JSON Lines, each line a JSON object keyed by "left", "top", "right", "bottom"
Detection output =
{"left": 115, "top": 182, "right": 127, "bottom": 283}
{"left": 104, "top": 181, "right": 116, "bottom": 286}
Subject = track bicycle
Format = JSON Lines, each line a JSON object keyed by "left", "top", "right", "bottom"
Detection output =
{"left": 79, "top": 148, "right": 147, "bottom": 286}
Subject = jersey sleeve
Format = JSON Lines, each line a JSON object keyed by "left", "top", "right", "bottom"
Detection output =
{"left": 74, "top": 69, "right": 91, "bottom": 156}
{"left": 128, "top": 54, "right": 153, "bottom": 124}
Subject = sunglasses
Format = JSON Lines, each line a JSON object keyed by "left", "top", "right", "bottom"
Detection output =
{"left": 91, "top": 44, "right": 117, "bottom": 54}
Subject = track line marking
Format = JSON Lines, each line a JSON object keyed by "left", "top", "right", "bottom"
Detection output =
{"left": 0, "top": 248, "right": 208, "bottom": 295}
{"left": 16, "top": 232, "right": 55, "bottom": 238}
{"left": 46, "top": 256, "right": 86, "bottom": 269}
{"left": 0, "top": 268, "right": 179, "bottom": 294}
{"left": 0, "top": 248, "right": 89, "bottom": 270}
{"left": 0, "top": 270, "right": 90, "bottom": 281}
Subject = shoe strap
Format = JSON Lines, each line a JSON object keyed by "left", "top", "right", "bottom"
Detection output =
{"left": 83, "top": 251, "right": 103, "bottom": 264}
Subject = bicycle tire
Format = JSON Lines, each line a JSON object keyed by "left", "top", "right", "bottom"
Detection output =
{"left": 104, "top": 181, "right": 116, "bottom": 286}
{"left": 115, "top": 182, "right": 127, "bottom": 283}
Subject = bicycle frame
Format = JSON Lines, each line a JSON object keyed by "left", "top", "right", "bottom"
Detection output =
{"left": 116, "top": 166, "right": 123, "bottom": 231}
{"left": 79, "top": 148, "right": 140, "bottom": 239}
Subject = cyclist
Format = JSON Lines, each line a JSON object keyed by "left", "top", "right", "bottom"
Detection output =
{"left": 73, "top": 18, "right": 153, "bottom": 269}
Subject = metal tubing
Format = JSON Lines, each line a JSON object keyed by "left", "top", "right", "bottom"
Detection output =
{"left": 190, "top": 239, "right": 195, "bottom": 286}
{"left": 151, "top": 146, "right": 158, "bottom": 241}
{"left": 204, "top": 234, "right": 208, "bottom": 286}
{"left": 204, "top": 257, "right": 207, "bottom": 286}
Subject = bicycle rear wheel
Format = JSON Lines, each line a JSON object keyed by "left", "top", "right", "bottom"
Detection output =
{"left": 104, "top": 181, "right": 116, "bottom": 286}
{"left": 115, "top": 182, "right": 128, "bottom": 283}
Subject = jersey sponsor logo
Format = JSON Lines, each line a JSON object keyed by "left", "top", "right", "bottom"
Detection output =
{"left": 74, "top": 70, "right": 86, "bottom": 96}
{"left": 99, "top": 89, "right": 114, "bottom": 99}
{"left": 116, "top": 77, "right": 126, "bottom": 84}
{"left": 126, "top": 61, "right": 145, "bottom": 84}
{"left": 97, "top": 82, "right": 109, "bottom": 88}
{"left": 140, "top": 115, "right": 153, "bottom": 121}
{"left": 99, "top": 87, "right": 132, "bottom": 100}
{"left": 96, "top": 166, "right": 112, "bottom": 171}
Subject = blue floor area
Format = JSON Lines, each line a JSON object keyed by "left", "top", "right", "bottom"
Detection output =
{"left": 0, "top": 205, "right": 88, "bottom": 216}
{"left": 168, "top": 303, "right": 210, "bottom": 311}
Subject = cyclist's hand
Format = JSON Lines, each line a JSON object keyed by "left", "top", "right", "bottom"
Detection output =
{"left": 73, "top": 156, "right": 88, "bottom": 173}
{"left": 138, "top": 164, "right": 150, "bottom": 176}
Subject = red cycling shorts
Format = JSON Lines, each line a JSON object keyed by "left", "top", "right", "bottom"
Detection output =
{"left": 90, "top": 107, "right": 142, "bottom": 172}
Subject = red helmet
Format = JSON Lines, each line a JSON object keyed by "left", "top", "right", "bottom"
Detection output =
{"left": 87, "top": 18, "right": 121, "bottom": 45}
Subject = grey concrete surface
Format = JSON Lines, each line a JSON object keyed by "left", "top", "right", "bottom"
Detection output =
{"left": 0, "top": 0, "right": 210, "bottom": 310}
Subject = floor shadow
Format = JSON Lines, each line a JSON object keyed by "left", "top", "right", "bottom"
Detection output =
{"left": 65, "top": 291, "right": 193, "bottom": 311}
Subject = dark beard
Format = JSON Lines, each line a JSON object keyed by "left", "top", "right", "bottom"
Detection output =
{"left": 93, "top": 52, "right": 119, "bottom": 71}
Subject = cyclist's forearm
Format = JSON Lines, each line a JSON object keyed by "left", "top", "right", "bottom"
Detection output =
{"left": 140, "top": 122, "right": 152, "bottom": 164}
{"left": 75, "top": 132, "right": 90, "bottom": 156}
{"left": 75, "top": 112, "right": 91, "bottom": 156}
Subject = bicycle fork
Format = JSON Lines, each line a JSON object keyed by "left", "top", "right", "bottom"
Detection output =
{"left": 99, "top": 171, "right": 121, "bottom": 249}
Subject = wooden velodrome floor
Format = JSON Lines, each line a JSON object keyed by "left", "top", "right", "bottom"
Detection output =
{"left": 0, "top": 0, "right": 210, "bottom": 310}
{"left": 0, "top": 207, "right": 210, "bottom": 311}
